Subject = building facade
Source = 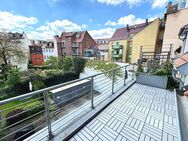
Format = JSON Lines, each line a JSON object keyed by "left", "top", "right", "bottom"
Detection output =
{"left": 0, "top": 32, "right": 30, "bottom": 71}
{"left": 95, "top": 38, "right": 109, "bottom": 61}
{"left": 42, "top": 41, "right": 56, "bottom": 62}
{"left": 179, "top": 24, "right": 188, "bottom": 54}
{"left": 29, "top": 40, "right": 44, "bottom": 65}
{"left": 109, "top": 21, "right": 149, "bottom": 63}
{"left": 131, "top": 19, "right": 164, "bottom": 63}
{"left": 163, "top": 1, "right": 188, "bottom": 54}
{"left": 55, "top": 31, "right": 96, "bottom": 58}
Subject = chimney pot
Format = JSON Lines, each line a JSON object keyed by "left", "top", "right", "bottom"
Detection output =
{"left": 145, "top": 19, "right": 148, "bottom": 25}
{"left": 126, "top": 24, "right": 129, "bottom": 31}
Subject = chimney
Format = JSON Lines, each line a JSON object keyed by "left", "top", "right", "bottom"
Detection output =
{"left": 166, "top": 1, "right": 172, "bottom": 12}
{"left": 145, "top": 19, "right": 148, "bottom": 25}
{"left": 126, "top": 24, "right": 129, "bottom": 31}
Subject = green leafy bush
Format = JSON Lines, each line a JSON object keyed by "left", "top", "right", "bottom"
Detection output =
{"left": 45, "top": 56, "right": 62, "bottom": 69}
{"left": 5, "top": 69, "right": 21, "bottom": 88}
{"left": 152, "top": 61, "right": 173, "bottom": 77}
{"left": 72, "top": 57, "right": 86, "bottom": 75}
{"left": 32, "top": 80, "right": 46, "bottom": 91}
{"left": 86, "top": 60, "right": 123, "bottom": 79}
{"left": 62, "top": 57, "right": 72, "bottom": 71}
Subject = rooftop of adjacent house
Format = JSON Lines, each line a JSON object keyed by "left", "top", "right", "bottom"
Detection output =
{"left": 97, "top": 44, "right": 109, "bottom": 50}
{"left": 60, "top": 31, "right": 87, "bottom": 43}
{"left": 0, "top": 32, "right": 25, "bottom": 40}
{"left": 95, "top": 38, "right": 110, "bottom": 45}
{"left": 110, "top": 21, "right": 150, "bottom": 41}
{"left": 173, "top": 52, "right": 188, "bottom": 68}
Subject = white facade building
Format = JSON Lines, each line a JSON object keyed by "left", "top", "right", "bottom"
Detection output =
{"left": 8, "top": 32, "right": 30, "bottom": 71}
{"left": 42, "top": 41, "right": 57, "bottom": 62}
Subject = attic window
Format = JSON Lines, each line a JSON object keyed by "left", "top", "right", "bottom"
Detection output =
{"left": 76, "top": 33, "right": 80, "bottom": 38}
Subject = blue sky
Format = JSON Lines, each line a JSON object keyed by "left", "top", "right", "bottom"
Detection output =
{"left": 0, "top": 0, "right": 172, "bottom": 39}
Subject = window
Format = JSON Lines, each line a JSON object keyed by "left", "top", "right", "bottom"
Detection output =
{"left": 35, "top": 58, "right": 40, "bottom": 61}
{"left": 76, "top": 33, "right": 80, "bottom": 38}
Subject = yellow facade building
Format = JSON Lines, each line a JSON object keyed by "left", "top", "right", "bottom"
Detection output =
{"left": 131, "top": 19, "right": 164, "bottom": 63}
{"left": 109, "top": 18, "right": 164, "bottom": 64}
{"left": 109, "top": 22, "right": 148, "bottom": 63}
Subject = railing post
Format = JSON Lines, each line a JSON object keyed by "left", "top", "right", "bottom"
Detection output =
{"left": 124, "top": 67, "right": 127, "bottom": 86}
{"left": 43, "top": 92, "right": 53, "bottom": 139}
{"left": 91, "top": 76, "right": 94, "bottom": 109}
{"left": 132, "top": 64, "right": 134, "bottom": 80}
{"left": 112, "top": 70, "right": 115, "bottom": 94}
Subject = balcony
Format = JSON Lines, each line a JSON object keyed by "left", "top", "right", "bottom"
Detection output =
{"left": 72, "top": 43, "right": 79, "bottom": 48}
{"left": 0, "top": 64, "right": 182, "bottom": 141}
{"left": 112, "top": 44, "right": 123, "bottom": 49}
{"left": 113, "top": 54, "right": 122, "bottom": 58}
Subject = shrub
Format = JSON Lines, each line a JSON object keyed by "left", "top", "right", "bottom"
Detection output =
{"left": 6, "top": 108, "right": 27, "bottom": 126}
{"left": 45, "top": 56, "right": 62, "bottom": 69}
{"left": 5, "top": 69, "right": 21, "bottom": 88}
{"left": 62, "top": 57, "right": 72, "bottom": 71}
{"left": 32, "top": 80, "right": 46, "bottom": 91}
{"left": 72, "top": 57, "right": 86, "bottom": 75}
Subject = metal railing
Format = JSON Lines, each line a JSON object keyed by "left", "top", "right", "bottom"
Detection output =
{"left": 0, "top": 64, "right": 135, "bottom": 141}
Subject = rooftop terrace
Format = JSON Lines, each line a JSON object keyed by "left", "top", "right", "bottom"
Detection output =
{"left": 0, "top": 65, "right": 182, "bottom": 141}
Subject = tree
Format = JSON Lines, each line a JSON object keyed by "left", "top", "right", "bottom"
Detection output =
{"left": 45, "top": 56, "right": 62, "bottom": 69}
{"left": 5, "top": 68, "right": 21, "bottom": 88}
{"left": 62, "top": 56, "right": 72, "bottom": 71}
{"left": 0, "top": 32, "right": 26, "bottom": 73}
{"left": 72, "top": 57, "right": 86, "bottom": 75}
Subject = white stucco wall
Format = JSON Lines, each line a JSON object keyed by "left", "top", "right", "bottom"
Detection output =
{"left": 10, "top": 33, "right": 30, "bottom": 71}
{"left": 42, "top": 47, "right": 56, "bottom": 62}
{"left": 162, "top": 8, "right": 188, "bottom": 54}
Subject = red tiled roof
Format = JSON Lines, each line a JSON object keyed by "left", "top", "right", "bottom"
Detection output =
{"left": 174, "top": 52, "right": 188, "bottom": 68}
{"left": 110, "top": 22, "right": 151, "bottom": 41}
{"left": 60, "top": 31, "right": 86, "bottom": 43}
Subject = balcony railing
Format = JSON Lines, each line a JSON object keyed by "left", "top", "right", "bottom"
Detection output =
{"left": 0, "top": 65, "right": 135, "bottom": 141}
{"left": 112, "top": 44, "right": 123, "bottom": 49}
{"left": 72, "top": 43, "right": 79, "bottom": 48}
{"left": 113, "top": 54, "right": 122, "bottom": 58}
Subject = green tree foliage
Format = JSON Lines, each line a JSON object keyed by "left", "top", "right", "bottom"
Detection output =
{"left": 152, "top": 61, "right": 173, "bottom": 77}
{"left": 45, "top": 56, "right": 62, "bottom": 69}
{"left": 72, "top": 57, "right": 86, "bottom": 75}
{"left": 32, "top": 80, "right": 46, "bottom": 91}
{"left": 86, "top": 60, "right": 123, "bottom": 79}
{"left": 62, "top": 56, "right": 72, "bottom": 71}
{"left": 5, "top": 69, "right": 21, "bottom": 88}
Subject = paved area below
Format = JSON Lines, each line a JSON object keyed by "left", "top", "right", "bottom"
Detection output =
{"left": 69, "top": 83, "right": 179, "bottom": 141}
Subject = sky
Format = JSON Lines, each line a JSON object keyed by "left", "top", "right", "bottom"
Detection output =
{"left": 0, "top": 0, "right": 173, "bottom": 39}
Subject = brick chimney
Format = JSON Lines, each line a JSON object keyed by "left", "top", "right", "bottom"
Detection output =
{"left": 126, "top": 24, "right": 129, "bottom": 31}
{"left": 145, "top": 19, "right": 148, "bottom": 25}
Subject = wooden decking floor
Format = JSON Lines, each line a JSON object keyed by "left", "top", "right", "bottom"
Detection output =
{"left": 69, "top": 83, "right": 179, "bottom": 141}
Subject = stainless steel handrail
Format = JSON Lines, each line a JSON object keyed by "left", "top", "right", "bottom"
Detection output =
{"left": 0, "top": 64, "right": 134, "bottom": 141}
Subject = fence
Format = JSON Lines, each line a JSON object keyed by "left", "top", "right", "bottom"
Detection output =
{"left": 0, "top": 64, "right": 135, "bottom": 141}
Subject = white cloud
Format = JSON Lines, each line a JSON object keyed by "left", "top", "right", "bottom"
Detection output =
{"left": 88, "top": 28, "right": 115, "bottom": 38}
{"left": 37, "top": 19, "right": 86, "bottom": 32}
{"left": 0, "top": 11, "right": 37, "bottom": 31}
{"left": 28, "top": 19, "right": 87, "bottom": 39}
{"left": 105, "top": 14, "right": 160, "bottom": 26}
{"left": 105, "top": 14, "right": 144, "bottom": 26}
{"left": 96, "top": 0, "right": 143, "bottom": 6}
{"left": 152, "top": 0, "right": 168, "bottom": 9}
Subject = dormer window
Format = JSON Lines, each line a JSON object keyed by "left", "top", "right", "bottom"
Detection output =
{"left": 76, "top": 33, "right": 80, "bottom": 38}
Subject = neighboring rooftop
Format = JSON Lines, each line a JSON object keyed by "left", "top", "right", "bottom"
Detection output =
{"left": 110, "top": 21, "right": 150, "bottom": 41}
{"left": 60, "top": 31, "right": 86, "bottom": 43}
{"left": 173, "top": 52, "right": 188, "bottom": 68}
